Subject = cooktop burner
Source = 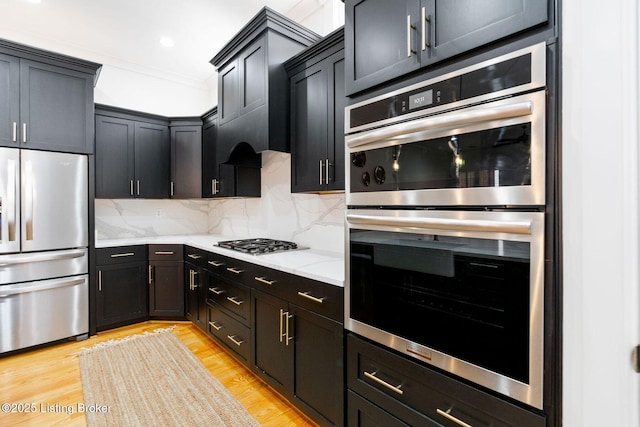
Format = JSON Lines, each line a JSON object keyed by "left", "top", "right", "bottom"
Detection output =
{"left": 217, "top": 238, "right": 302, "bottom": 255}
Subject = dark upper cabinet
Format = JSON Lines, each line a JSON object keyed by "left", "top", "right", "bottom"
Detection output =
{"left": 95, "top": 105, "right": 170, "bottom": 199}
{"left": 0, "top": 40, "right": 100, "bottom": 153}
{"left": 345, "top": 0, "right": 549, "bottom": 95}
{"left": 170, "top": 118, "right": 203, "bottom": 198}
{"left": 286, "top": 28, "right": 346, "bottom": 193}
{"left": 210, "top": 7, "right": 321, "bottom": 163}
{"left": 201, "top": 108, "right": 218, "bottom": 198}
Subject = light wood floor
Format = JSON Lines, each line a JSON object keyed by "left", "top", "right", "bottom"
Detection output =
{"left": 0, "top": 321, "right": 317, "bottom": 426}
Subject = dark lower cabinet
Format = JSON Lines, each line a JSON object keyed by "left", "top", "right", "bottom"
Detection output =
{"left": 184, "top": 247, "right": 208, "bottom": 331}
{"left": 347, "top": 334, "right": 546, "bottom": 427}
{"left": 148, "top": 244, "right": 184, "bottom": 317}
{"left": 253, "top": 289, "right": 344, "bottom": 427}
{"left": 96, "top": 246, "right": 148, "bottom": 331}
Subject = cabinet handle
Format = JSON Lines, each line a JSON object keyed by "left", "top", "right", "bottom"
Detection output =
{"left": 136, "top": 180, "right": 140, "bottom": 196}
{"left": 208, "top": 260, "right": 224, "bottom": 267}
{"left": 188, "top": 254, "right": 202, "bottom": 260}
{"left": 154, "top": 251, "right": 175, "bottom": 255}
{"left": 297, "top": 291, "right": 325, "bottom": 304}
{"left": 22, "top": 123, "right": 27, "bottom": 143}
{"left": 255, "top": 276, "right": 276, "bottom": 286}
{"left": 192, "top": 271, "right": 198, "bottom": 289}
{"left": 209, "top": 321, "right": 223, "bottom": 331}
{"left": 363, "top": 371, "right": 404, "bottom": 395}
{"left": 110, "top": 252, "right": 135, "bottom": 258}
{"left": 130, "top": 180, "right": 134, "bottom": 196}
{"left": 226, "top": 296, "right": 244, "bottom": 306}
{"left": 226, "top": 267, "right": 244, "bottom": 274}
{"left": 212, "top": 179, "right": 219, "bottom": 195}
{"left": 325, "top": 158, "right": 331, "bottom": 184}
{"left": 227, "top": 335, "right": 244, "bottom": 347}
{"left": 170, "top": 181, "right": 174, "bottom": 197}
{"left": 12, "top": 122, "right": 17, "bottom": 142}
{"left": 189, "top": 270, "right": 193, "bottom": 290}
{"left": 98, "top": 270, "right": 102, "bottom": 292}
{"left": 319, "top": 159, "right": 324, "bottom": 185}
{"left": 279, "top": 309, "right": 285, "bottom": 343}
{"left": 407, "top": 15, "right": 416, "bottom": 57}
{"left": 285, "top": 312, "right": 293, "bottom": 346}
{"left": 209, "top": 287, "right": 224, "bottom": 295}
{"left": 436, "top": 408, "right": 472, "bottom": 427}
{"left": 421, "top": 7, "right": 431, "bottom": 50}
{"left": 148, "top": 265, "right": 153, "bottom": 284}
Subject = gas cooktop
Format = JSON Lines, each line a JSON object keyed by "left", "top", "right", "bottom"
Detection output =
{"left": 217, "top": 238, "right": 303, "bottom": 255}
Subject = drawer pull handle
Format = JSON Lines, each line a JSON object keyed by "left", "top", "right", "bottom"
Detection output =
{"left": 436, "top": 408, "right": 472, "bottom": 427}
{"left": 110, "top": 252, "right": 135, "bottom": 258}
{"left": 227, "top": 296, "right": 244, "bottom": 306}
{"left": 255, "top": 276, "right": 276, "bottom": 286}
{"left": 209, "top": 287, "right": 224, "bottom": 295}
{"left": 209, "top": 321, "right": 223, "bottom": 331}
{"left": 226, "top": 267, "right": 244, "bottom": 274}
{"left": 227, "top": 335, "right": 244, "bottom": 346}
{"left": 208, "top": 260, "right": 224, "bottom": 267}
{"left": 363, "top": 371, "right": 404, "bottom": 395}
{"left": 188, "top": 254, "right": 203, "bottom": 259}
{"left": 297, "top": 291, "right": 325, "bottom": 304}
{"left": 154, "top": 251, "right": 175, "bottom": 255}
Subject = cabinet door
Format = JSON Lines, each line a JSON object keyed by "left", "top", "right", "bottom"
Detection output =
{"left": 291, "top": 305, "right": 344, "bottom": 427}
{"left": 149, "top": 260, "right": 184, "bottom": 317}
{"left": 95, "top": 115, "right": 135, "bottom": 198}
{"left": 96, "top": 262, "right": 148, "bottom": 330}
{"left": 421, "top": 0, "right": 548, "bottom": 65}
{"left": 238, "top": 38, "right": 267, "bottom": 116}
{"left": 19, "top": 59, "right": 94, "bottom": 153}
{"left": 345, "top": 0, "right": 421, "bottom": 95}
{"left": 328, "top": 53, "right": 346, "bottom": 191}
{"left": 201, "top": 116, "right": 218, "bottom": 198}
{"left": 218, "top": 60, "right": 240, "bottom": 126}
{"left": 0, "top": 53, "right": 20, "bottom": 148}
{"left": 290, "top": 62, "right": 328, "bottom": 193}
{"left": 171, "top": 125, "right": 202, "bottom": 198}
{"left": 134, "top": 121, "right": 170, "bottom": 198}
{"left": 253, "top": 290, "right": 293, "bottom": 394}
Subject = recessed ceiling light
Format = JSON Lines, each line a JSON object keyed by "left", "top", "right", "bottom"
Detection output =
{"left": 25, "top": 0, "right": 41, "bottom": 3}
{"left": 159, "top": 37, "right": 175, "bottom": 48}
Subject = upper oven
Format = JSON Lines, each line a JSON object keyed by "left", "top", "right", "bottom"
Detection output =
{"left": 345, "top": 42, "right": 546, "bottom": 208}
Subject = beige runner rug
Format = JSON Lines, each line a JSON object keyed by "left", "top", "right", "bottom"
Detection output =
{"left": 77, "top": 327, "right": 261, "bottom": 427}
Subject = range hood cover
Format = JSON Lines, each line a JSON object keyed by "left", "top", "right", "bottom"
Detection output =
{"left": 223, "top": 141, "right": 261, "bottom": 168}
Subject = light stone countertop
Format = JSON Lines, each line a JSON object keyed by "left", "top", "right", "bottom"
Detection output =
{"left": 96, "top": 234, "right": 345, "bottom": 287}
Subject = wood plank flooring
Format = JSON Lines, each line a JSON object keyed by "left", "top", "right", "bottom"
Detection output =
{"left": 0, "top": 321, "right": 317, "bottom": 426}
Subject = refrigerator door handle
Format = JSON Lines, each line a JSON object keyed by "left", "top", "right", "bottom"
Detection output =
{"left": 0, "top": 249, "right": 86, "bottom": 267}
{"left": 0, "top": 276, "right": 85, "bottom": 298}
{"left": 7, "top": 159, "right": 17, "bottom": 242}
{"left": 24, "top": 160, "right": 34, "bottom": 241}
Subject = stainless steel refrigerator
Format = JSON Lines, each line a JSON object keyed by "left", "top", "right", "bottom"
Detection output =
{"left": 0, "top": 147, "right": 88, "bottom": 354}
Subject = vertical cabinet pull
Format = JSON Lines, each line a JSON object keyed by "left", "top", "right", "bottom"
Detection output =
{"left": 319, "top": 159, "right": 324, "bottom": 185}
{"left": 170, "top": 181, "right": 174, "bottom": 196}
{"left": 130, "top": 180, "right": 134, "bottom": 196}
{"left": 421, "top": 7, "right": 430, "bottom": 50}
{"left": 22, "top": 123, "right": 27, "bottom": 143}
{"left": 148, "top": 265, "right": 153, "bottom": 284}
{"left": 279, "top": 309, "right": 285, "bottom": 343}
{"left": 136, "top": 180, "right": 140, "bottom": 196}
{"left": 12, "top": 122, "right": 17, "bottom": 142}
{"left": 407, "top": 15, "right": 417, "bottom": 57}
{"left": 98, "top": 270, "right": 102, "bottom": 292}
{"left": 278, "top": 309, "right": 293, "bottom": 346}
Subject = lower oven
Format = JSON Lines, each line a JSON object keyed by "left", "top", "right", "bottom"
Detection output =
{"left": 345, "top": 208, "right": 544, "bottom": 409}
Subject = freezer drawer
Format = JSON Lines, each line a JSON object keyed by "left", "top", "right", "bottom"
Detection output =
{"left": 0, "top": 274, "right": 88, "bottom": 353}
{"left": 0, "top": 248, "right": 88, "bottom": 285}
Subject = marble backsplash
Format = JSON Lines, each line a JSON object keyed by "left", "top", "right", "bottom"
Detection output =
{"left": 95, "top": 152, "right": 346, "bottom": 254}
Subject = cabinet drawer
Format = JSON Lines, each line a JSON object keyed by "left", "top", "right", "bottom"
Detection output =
{"left": 184, "top": 246, "right": 208, "bottom": 267}
{"left": 347, "top": 334, "right": 545, "bottom": 427}
{"left": 207, "top": 304, "right": 250, "bottom": 363}
{"left": 251, "top": 267, "right": 344, "bottom": 323}
{"left": 97, "top": 245, "right": 147, "bottom": 265}
{"left": 206, "top": 275, "right": 251, "bottom": 325}
{"left": 149, "top": 244, "right": 183, "bottom": 261}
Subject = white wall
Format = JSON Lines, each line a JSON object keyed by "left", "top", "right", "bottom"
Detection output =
{"left": 562, "top": 0, "right": 640, "bottom": 425}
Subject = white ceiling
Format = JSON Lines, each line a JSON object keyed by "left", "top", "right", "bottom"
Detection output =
{"left": 0, "top": 0, "right": 316, "bottom": 86}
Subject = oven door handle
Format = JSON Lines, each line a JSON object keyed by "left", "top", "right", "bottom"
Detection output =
{"left": 346, "top": 213, "right": 532, "bottom": 235}
{"left": 346, "top": 100, "right": 533, "bottom": 149}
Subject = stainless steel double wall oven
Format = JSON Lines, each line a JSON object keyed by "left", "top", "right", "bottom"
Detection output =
{"left": 345, "top": 42, "right": 548, "bottom": 409}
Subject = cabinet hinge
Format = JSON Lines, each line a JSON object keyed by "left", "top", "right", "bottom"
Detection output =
{"left": 633, "top": 345, "right": 640, "bottom": 373}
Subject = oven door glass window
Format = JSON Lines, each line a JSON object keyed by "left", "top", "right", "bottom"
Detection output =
{"left": 350, "top": 122, "right": 532, "bottom": 193}
{"left": 349, "top": 229, "right": 530, "bottom": 384}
